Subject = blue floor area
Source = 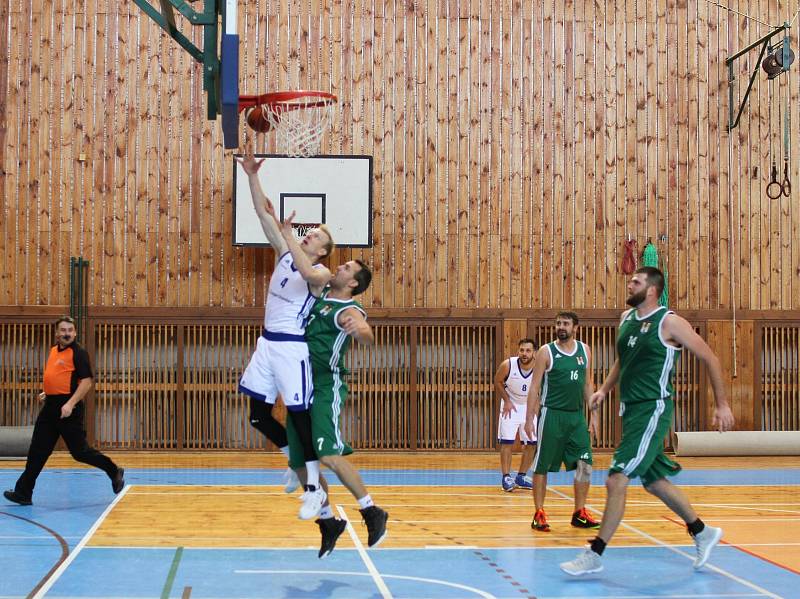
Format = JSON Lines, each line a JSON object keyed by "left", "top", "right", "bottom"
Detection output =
{"left": 4, "top": 466, "right": 799, "bottom": 490}
{"left": 1, "top": 466, "right": 798, "bottom": 598}
{"left": 38, "top": 545, "right": 797, "bottom": 598}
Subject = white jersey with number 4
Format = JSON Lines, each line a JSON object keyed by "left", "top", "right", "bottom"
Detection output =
{"left": 264, "top": 251, "right": 320, "bottom": 334}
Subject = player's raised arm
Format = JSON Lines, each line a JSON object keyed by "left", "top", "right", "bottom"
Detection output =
{"left": 235, "top": 154, "right": 288, "bottom": 257}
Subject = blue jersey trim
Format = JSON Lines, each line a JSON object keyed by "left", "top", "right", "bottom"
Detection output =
{"left": 262, "top": 329, "right": 305, "bottom": 342}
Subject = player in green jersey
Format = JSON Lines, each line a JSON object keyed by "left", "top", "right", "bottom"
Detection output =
{"left": 525, "top": 312, "right": 600, "bottom": 532}
{"left": 561, "top": 267, "right": 735, "bottom": 576}
{"left": 279, "top": 213, "right": 388, "bottom": 558}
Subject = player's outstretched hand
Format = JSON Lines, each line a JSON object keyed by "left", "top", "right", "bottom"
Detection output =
{"left": 711, "top": 404, "right": 735, "bottom": 433}
{"left": 235, "top": 154, "right": 265, "bottom": 175}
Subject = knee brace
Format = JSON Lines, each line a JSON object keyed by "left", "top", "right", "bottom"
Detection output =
{"left": 249, "top": 398, "right": 287, "bottom": 447}
{"left": 574, "top": 460, "right": 592, "bottom": 483}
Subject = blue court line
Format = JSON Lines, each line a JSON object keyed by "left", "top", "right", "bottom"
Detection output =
{"left": 6, "top": 467, "right": 798, "bottom": 487}
{"left": 0, "top": 468, "right": 800, "bottom": 490}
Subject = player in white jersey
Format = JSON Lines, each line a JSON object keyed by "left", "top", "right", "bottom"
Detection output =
{"left": 235, "top": 154, "right": 334, "bottom": 520}
{"left": 495, "top": 338, "right": 538, "bottom": 492}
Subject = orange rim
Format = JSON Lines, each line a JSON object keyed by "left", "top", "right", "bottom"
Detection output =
{"left": 238, "top": 90, "right": 337, "bottom": 113}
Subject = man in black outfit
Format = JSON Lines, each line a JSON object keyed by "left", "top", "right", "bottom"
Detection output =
{"left": 3, "top": 316, "right": 124, "bottom": 505}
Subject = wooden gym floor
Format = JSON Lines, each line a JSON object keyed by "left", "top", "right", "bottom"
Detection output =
{"left": 1, "top": 452, "right": 798, "bottom": 598}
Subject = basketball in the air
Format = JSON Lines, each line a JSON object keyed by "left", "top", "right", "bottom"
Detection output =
{"left": 246, "top": 106, "right": 272, "bottom": 133}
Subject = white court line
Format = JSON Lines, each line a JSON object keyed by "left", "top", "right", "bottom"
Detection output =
{"left": 549, "top": 487, "right": 781, "bottom": 599}
{"left": 688, "top": 503, "right": 800, "bottom": 515}
{"left": 235, "top": 569, "right": 495, "bottom": 598}
{"left": 32, "top": 484, "right": 131, "bottom": 599}
{"left": 398, "top": 517, "right": 800, "bottom": 524}
{"left": 536, "top": 594, "right": 765, "bottom": 599}
{"left": 336, "top": 504, "right": 393, "bottom": 599}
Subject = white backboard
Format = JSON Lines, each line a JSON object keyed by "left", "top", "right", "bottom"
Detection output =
{"left": 233, "top": 154, "right": 373, "bottom": 247}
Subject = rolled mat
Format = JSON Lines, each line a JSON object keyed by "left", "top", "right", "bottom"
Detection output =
{"left": 0, "top": 425, "right": 34, "bottom": 458}
{"left": 674, "top": 431, "right": 800, "bottom": 456}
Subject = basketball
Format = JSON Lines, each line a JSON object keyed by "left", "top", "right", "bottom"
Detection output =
{"left": 246, "top": 105, "right": 272, "bottom": 133}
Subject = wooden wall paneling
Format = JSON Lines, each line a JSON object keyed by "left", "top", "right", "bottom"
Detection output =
{"left": 394, "top": 14, "right": 408, "bottom": 308}
{"left": 426, "top": 15, "right": 440, "bottom": 307}
{"left": 675, "top": 0, "right": 688, "bottom": 308}
{"left": 590, "top": 2, "right": 604, "bottom": 309}
{"left": 530, "top": 10, "right": 543, "bottom": 307}
{"left": 740, "top": 17, "right": 756, "bottom": 310}
{"left": 772, "top": 71, "right": 786, "bottom": 308}
{"left": 651, "top": 0, "right": 663, "bottom": 294}
{"left": 49, "top": 2, "right": 65, "bottom": 306}
{"left": 572, "top": 8, "right": 585, "bottom": 308}
{"left": 568, "top": 4, "right": 579, "bottom": 307}
{"left": 2, "top": 0, "right": 18, "bottom": 305}
{"left": 501, "top": 319, "right": 527, "bottom": 360}
{"left": 497, "top": 16, "right": 512, "bottom": 309}
{"left": 540, "top": 1, "right": 554, "bottom": 309}
{"left": 626, "top": 0, "right": 638, "bottom": 260}
{"left": 707, "top": 319, "right": 755, "bottom": 430}
{"left": 756, "top": 18, "right": 770, "bottom": 311}
{"left": 364, "top": 16, "right": 382, "bottom": 308}
{"left": 446, "top": 17, "right": 461, "bottom": 309}
{"left": 792, "top": 326, "right": 799, "bottom": 430}
{"left": 23, "top": 4, "right": 38, "bottom": 306}
{"left": 613, "top": 3, "right": 628, "bottom": 309}
{"left": 706, "top": 0, "right": 720, "bottom": 307}
{"left": 483, "top": 16, "right": 497, "bottom": 310}
{"left": 5, "top": 3, "right": 800, "bottom": 312}
{"left": 402, "top": 14, "right": 416, "bottom": 308}
{"left": 377, "top": 14, "right": 395, "bottom": 308}
{"left": 456, "top": 16, "right": 471, "bottom": 306}
{"left": 792, "top": 26, "right": 800, "bottom": 310}
{"left": 0, "top": 0, "right": 7, "bottom": 304}
{"left": 717, "top": 9, "right": 732, "bottom": 309}
{"left": 408, "top": 323, "right": 418, "bottom": 448}
{"left": 602, "top": 3, "right": 617, "bottom": 310}
{"left": 339, "top": 4, "right": 353, "bottom": 155}
{"left": 642, "top": 2, "right": 655, "bottom": 256}
{"left": 752, "top": 320, "right": 763, "bottom": 429}
{"left": 687, "top": 0, "right": 701, "bottom": 308}
{"left": 783, "top": 65, "right": 796, "bottom": 309}
{"left": 176, "top": 323, "right": 185, "bottom": 448}
{"left": 507, "top": 16, "right": 522, "bottom": 309}
{"left": 476, "top": 16, "right": 491, "bottom": 307}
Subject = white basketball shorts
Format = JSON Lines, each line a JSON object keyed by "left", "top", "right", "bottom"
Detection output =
{"left": 497, "top": 402, "right": 537, "bottom": 444}
{"left": 238, "top": 333, "right": 314, "bottom": 411}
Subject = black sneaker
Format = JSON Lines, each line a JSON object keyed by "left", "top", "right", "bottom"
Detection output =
{"left": 3, "top": 489, "right": 32, "bottom": 506}
{"left": 111, "top": 468, "right": 125, "bottom": 494}
{"left": 317, "top": 517, "right": 347, "bottom": 559}
{"left": 359, "top": 506, "right": 388, "bottom": 547}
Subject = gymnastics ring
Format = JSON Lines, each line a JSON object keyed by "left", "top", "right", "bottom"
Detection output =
{"left": 767, "top": 180, "right": 784, "bottom": 199}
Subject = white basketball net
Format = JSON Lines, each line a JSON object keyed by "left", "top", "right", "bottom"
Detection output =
{"left": 265, "top": 101, "right": 336, "bottom": 158}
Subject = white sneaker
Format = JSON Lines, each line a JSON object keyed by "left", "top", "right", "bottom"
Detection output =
{"left": 282, "top": 467, "right": 300, "bottom": 494}
{"left": 692, "top": 525, "right": 722, "bottom": 569}
{"left": 299, "top": 488, "right": 327, "bottom": 520}
{"left": 560, "top": 547, "right": 604, "bottom": 576}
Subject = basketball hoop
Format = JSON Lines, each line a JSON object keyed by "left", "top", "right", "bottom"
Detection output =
{"left": 239, "top": 91, "right": 337, "bottom": 157}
